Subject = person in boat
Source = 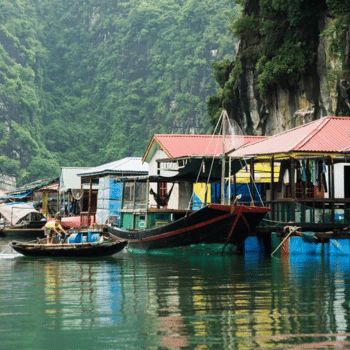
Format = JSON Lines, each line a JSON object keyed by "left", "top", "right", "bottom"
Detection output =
{"left": 44, "top": 213, "right": 68, "bottom": 244}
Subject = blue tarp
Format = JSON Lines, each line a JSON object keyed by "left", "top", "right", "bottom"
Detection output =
{"left": 191, "top": 183, "right": 263, "bottom": 210}
{"left": 0, "top": 190, "right": 33, "bottom": 199}
{"left": 211, "top": 183, "right": 263, "bottom": 205}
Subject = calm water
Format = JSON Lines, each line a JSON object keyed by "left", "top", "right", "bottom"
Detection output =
{"left": 1, "top": 238, "right": 350, "bottom": 349}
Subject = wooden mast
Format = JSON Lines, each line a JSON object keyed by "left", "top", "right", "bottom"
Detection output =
{"left": 221, "top": 111, "right": 227, "bottom": 204}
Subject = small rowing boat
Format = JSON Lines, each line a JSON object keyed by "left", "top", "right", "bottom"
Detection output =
{"left": 10, "top": 232, "right": 127, "bottom": 257}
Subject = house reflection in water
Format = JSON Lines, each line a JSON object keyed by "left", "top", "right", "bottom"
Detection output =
{"left": 43, "top": 261, "right": 123, "bottom": 331}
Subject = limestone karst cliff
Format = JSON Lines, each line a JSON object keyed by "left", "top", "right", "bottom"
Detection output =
{"left": 209, "top": 0, "right": 350, "bottom": 136}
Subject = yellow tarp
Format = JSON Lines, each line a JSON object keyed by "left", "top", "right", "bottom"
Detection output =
{"left": 194, "top": 163, "right": 279, "bottom": 194}
{"left": 193, "top": 183, "right": 211, "bottom": 203}
{"left": 235, "top": 163, "right": 280, "bottom": 184}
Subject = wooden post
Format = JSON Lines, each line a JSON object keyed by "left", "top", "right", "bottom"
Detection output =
{"left": 250, "top": 159, "right": 255, "bottom": 203}
{"left": 145, "top": 179, "right": 149, "bottom": 229}
{"left": 79, "top": 192, "right": 83, "bottom": 225}
{"left": 290, "top": 159, "right": 295, "bottom": 198}
{"left": 67, "top": 192, "right": 70, "bottom": 217}
{"left": 290, "top": 158, "right": 296, "bottom": 222}
{"left": 133, "top": 180, "right": 136, "bottom": 210}
{"left": 233, "top": 174, "right": 236, "bottom": 199}
{"left": 228, "top": 156, "right": 232, "bottom": 203}
{"left": 271, "top": 157, "right": 275, "bottom": 220}
{"left": 57, "top": 189, "right": 61, "bottom": 216}
{"left": 221, "top": 115, "right": 226, "bottom": 205}
{"left": 331, "top": 160, "right": 335, "bottom": 224}
{"left": 88, "top": 178, "right": 92, "bottom": 226}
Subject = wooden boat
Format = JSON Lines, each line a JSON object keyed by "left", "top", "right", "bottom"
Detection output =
{"left": 10, "top": 232, "right": 127, "bottom": 257}
{"left": 108, "top": 203, "right": 270, "bottom": 251}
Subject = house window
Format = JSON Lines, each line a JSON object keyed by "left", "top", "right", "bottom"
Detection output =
{"left": 123, "top": 182, "right": 147, "bottom": 210}
{"left": 135, "top": 182, "right": 147, "bottom": 209}
{"left": 123, "top": 182, "right": 134, "bottom": 209}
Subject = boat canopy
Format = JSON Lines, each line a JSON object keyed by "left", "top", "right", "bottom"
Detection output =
{"left": 0, "top": 203, "right": 43, "bottom": 225}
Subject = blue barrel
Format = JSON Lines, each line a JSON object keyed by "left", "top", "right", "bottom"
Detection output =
{"left": 68, "top": 232, "right": 83, "bottom": 243}
{"left": 88, "top": 232, "right": 100, "bottom": 243}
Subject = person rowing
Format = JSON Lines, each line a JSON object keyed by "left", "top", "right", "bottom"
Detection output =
{"left": 44, "top": 213, "right": 68, "bottom": 244}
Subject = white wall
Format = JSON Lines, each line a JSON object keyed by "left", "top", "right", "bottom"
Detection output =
{"left": 147, "top": 149, "right": 181, "bottom": 209}
{"left": 331, "top": 163, "right": 345, "bottom": 199}
{"left": 178, "top": 182, "right": 193, "bottom": 210}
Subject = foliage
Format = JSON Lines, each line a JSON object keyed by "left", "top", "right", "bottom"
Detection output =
{"left": 38, "top": 0, "right": 238, "bottom": 165}
{"left": 326, "top": 0, "right": 350, "bottom": 15}
{"left": 208, "top": 0, "right": 343, "bottom": 123}
{"left": 11, "top": 121, "right": 39, "bottom": 150}
{"left": 321, "top": 2, "right": 350, "bottom": 89}
{"left": 229, "top": 14, "right": 259, "bottom": 37}
{"left": 0, "top": 155, "right": 20, "bottom": 174}
{"left": 24, "top": 156, "right": 61, "bottom": 183}
{"left": 0, "top": 0, "right": 238, "bottom": 185}
{"left": 323, "top": 15, "right": 350, "bottom": 63}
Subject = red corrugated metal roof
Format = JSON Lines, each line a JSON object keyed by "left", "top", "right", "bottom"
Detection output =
{"left": 230, "top": 116, "right": 350, "bottom": 157}
{"left": 39, "top": 183, "right": 58, "bottom": 191}
{"left": 143, "top": 134, "right": 266, "bottom": 162}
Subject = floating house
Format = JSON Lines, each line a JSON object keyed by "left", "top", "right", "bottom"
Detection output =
{"left": 112, "top": 133, "right": 266, "bottom": 232}
{"left": 77, "top": 158, "right": 148, "bottom": 226}
{"left": 143, "top": 134, "right": 266, "bottom": 210}
{"left": 229, "top": 116, "right": 350, "bottom": 255}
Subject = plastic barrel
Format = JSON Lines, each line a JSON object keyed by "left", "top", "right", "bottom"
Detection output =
{"left": 68, "top": 232, "right": 83, "bottom": 243}
{"left": 88, "top": 232, "right": 100, "bottom": 243}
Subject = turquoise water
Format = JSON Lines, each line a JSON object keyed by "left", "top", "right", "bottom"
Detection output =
{"left": 1, "top": 238, "right": 350, "bottom": 349}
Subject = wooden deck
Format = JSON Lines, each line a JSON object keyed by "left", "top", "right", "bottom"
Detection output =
{"left": 254, "top": 198, "right": 350, "bottom": 240}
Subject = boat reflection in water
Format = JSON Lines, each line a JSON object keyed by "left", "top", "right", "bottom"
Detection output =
{"left": 1, "top": 248, "right": 350, "bottom": 349}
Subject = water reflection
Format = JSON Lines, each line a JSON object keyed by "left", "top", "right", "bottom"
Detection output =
{"left": 117, "top": 253, "right": 350, "bottom": 349}
{"left": 41, "top": 259, "right": 124, "bottom": 331}
{"left": 1, "top": 243, "right": 350, "bottom": 349}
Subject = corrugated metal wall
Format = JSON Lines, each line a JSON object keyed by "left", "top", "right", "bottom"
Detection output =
{"left": 96, "top": 176, "right": 122, "bottom": 225}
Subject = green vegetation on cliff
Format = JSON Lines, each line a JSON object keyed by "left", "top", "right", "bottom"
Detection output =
{"left": 0, "top": 0, "right": 240, "bottom": 184}
{"left": 208, "top": 0, "right": 350, "bottom": 124}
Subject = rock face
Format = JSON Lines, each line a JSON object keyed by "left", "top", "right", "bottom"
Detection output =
{"left": 0, "top": 95, "right": 32, "bottom": 169}
{"left": 230, "top": 1, "right": 350, "bottom": 136}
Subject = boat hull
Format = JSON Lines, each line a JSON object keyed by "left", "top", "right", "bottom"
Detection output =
{"left": 11, "top": 239, "right": 127, "bottom": 257}
{"left": 0, "top": 228, "right": 45, "bottom": 239}
{"left": 108, "top": 204, "right": 270, "bottom": 250}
